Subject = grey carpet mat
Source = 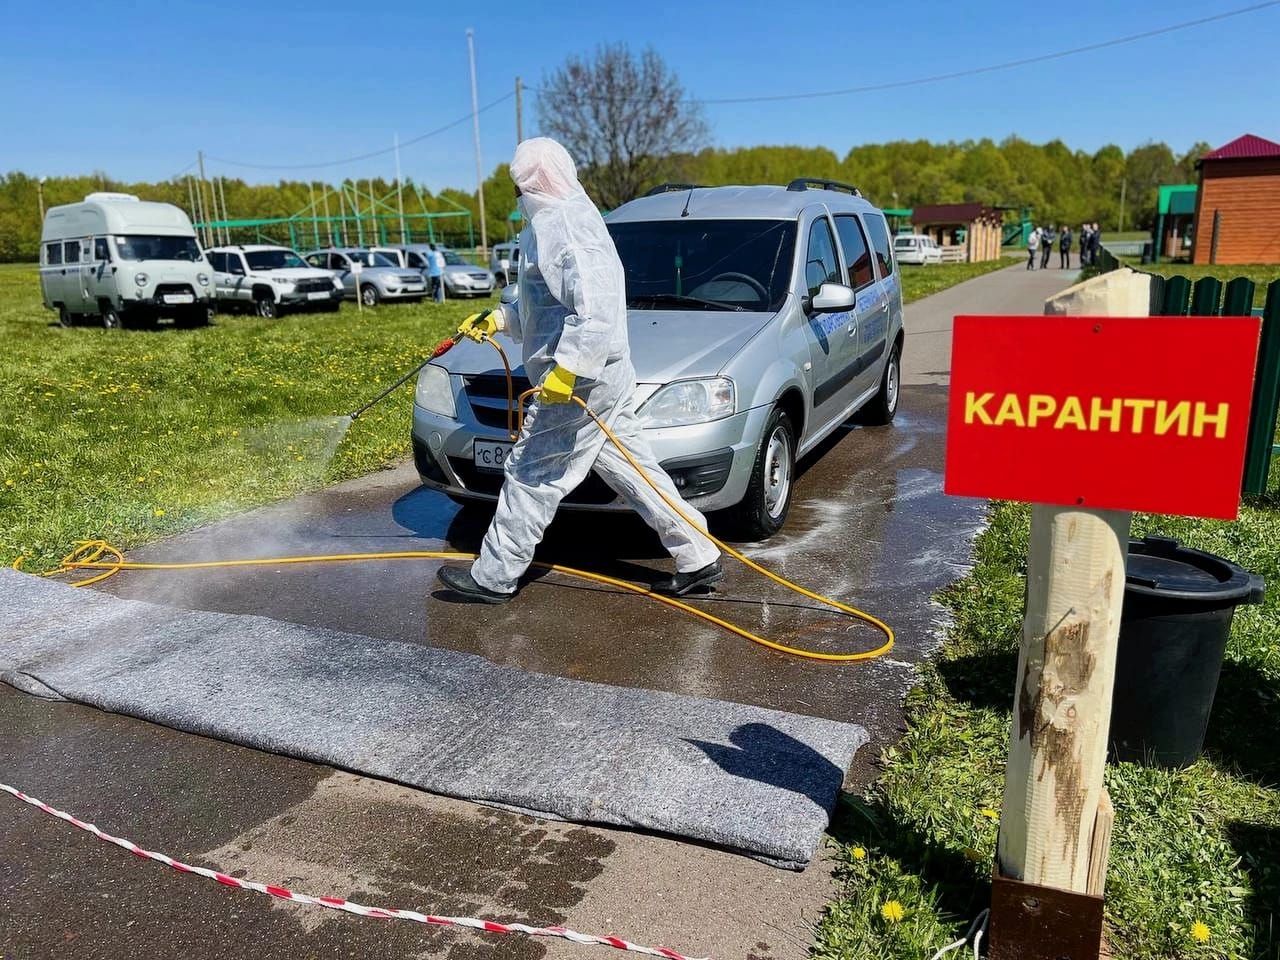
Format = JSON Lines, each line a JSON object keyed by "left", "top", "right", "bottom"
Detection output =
{"left": 0, "top": 569, "right": 865, "bottom": 866}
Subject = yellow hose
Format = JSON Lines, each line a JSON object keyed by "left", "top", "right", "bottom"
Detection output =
{"left": 37, "top": 336, "right": 895, "bottom": 664}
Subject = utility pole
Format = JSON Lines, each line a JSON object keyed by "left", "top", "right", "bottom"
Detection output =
{"left": 515, "top": 76, "right": 524, "bottom": 143}
{"left": 37, "top": 176, "right": 46, "bottom": 223}
{"left": 1118, "top": 179, "right": 1127, "bottom": 234}
{"left": 394, "top": 133, "right": 407, "bottom": 243}
{"left": 467, "top": 28, "right": 488, "bottom": 256}
{"left": 366, "top": 179, "right": 377, "bottom": 244}
{"left": 194, "top": 153, "right": 210, "bottom": 247}
{"left": 217, "top": 176, "right": 231, "bottom": 244}
{"left": 186, "top": 176, "right": 197, "bottom": 224}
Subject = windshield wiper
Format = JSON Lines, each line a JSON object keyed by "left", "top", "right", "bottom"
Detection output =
{"left": 627, "top": 292, "right": 745, "bottom": 312}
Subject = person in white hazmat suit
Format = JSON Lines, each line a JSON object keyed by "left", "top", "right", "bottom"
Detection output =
{"left": 436, "top": 138, "right": 723, "bottom": 603}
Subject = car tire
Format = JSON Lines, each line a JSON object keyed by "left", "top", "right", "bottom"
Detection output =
{"left": 57, "top": 304, "right": 73, "bottom": 327}
{"left": 859, "top": 338, "right": 901, "bottom": 426}
{"left": 254, "top": 294, "right": 278, "bottom": 319}
{"left": 100, "top": 302, "right": 123, "bottom": 330}
{"left": 731, "top": 406, "right": 796, "bottom": 541}
{"left": 360, "top": 284, "right": 379, "bottom": 307}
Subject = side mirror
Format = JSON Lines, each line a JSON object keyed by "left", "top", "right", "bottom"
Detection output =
{"left": 808, "top": 282, "right": 856, "bottom": 314}
{"left": 500, "top": 284, "right": 518, "bottom": 305}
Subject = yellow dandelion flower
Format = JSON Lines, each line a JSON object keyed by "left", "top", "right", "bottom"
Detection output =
{"left": 153, "top": 509, "right": 165, "bottom": 517}
{"left": 980, "top": 808, "right": 1000, "bottom": 820}
{"left": 1190, "top": 921, "right": 1210, "bottom": 943}
{"left": 881, "top": 900, "right": 905, "bottom": 924}
{"left": 851, "top": 847, "right": 867, "bottom": 861}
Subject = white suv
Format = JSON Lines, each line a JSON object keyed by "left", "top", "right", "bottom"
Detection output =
{"left": 208, "top": 245, "right": 345, "bottom": 318}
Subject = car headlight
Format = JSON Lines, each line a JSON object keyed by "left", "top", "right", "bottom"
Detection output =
{"left": 272, "top": 276, "right": 294, "bottom": 286}
{"left": 134, "top": 272, "right": 149, "bottom": 286}
{"left": 640, "top": 378, "right": 735, "bottom": 428}
{"left": 197, "top": 273, "right": 209, "bottom": 285}
{"left": 415, "top": 363, "right": 455, "bottom": 418}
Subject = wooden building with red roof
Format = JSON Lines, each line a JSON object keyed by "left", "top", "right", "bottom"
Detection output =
{"left": 1191, "top": 133, "right": 1280, "bottom": 265}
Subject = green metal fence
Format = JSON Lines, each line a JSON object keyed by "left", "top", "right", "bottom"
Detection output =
{"left": 1095, "top": 249, "right": 1280, "bottom": 496}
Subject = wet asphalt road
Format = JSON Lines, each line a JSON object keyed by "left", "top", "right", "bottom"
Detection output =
{"left": 1, "top": 264, "right": 1074, "bottom": 959}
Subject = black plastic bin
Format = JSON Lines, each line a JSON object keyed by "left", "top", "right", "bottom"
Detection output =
{"left": 1109, "top": 536, "right": 1264, "bottom": 768}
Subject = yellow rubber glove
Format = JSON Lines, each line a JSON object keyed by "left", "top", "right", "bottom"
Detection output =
{"left": 539, "top": 365, "right": 577, "bottom": 405}
{"left": 457, "top": 309, "right": 500, "bottom": 343}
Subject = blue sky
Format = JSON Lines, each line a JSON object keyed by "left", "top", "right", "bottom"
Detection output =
{"left": 2, "top": 0, "right": 1276, "bottom": 191}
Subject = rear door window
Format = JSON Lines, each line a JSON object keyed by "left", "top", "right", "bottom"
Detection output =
{"left": 863, "top": 214, "right": 895, "bottom": 279}
{"left": 45, "top": 242, "right": 62, "bottom": 265}
{"left": 834, "top": 215, "right": 875, "bottom": 290}
{"left": 804, "top": 218, "right": 841, "bottom": 297}
{"left": 63, "top": 240, "right": 80, "bottom": 264}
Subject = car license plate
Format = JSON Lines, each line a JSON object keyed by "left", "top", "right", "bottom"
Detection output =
{"left": 307, "top": 292, "right": 329, "bottom": 301}
{"left": 474, "top": 440, "right": 513, "bottom": 473}
{"left": 404, "top": 284, "right": 424, "bottom": 293}
{"left": 163, "top": 293, "right": 194, "bottom": 305}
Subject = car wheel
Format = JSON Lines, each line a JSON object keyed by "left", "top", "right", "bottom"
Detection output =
{"left": 174, "top": 306, "right": 212, "bottom": 329}
{"left": 360, "top": 284, "right": 379, "bottom": 307}
{"left": 860, "top": 339, "right": 901, "bottom": 426}
{"left": 57, "top": 305, "right": 73, "bottom": 327}
{"left": 100, "top": 302, "right": 123, "bottom": 330}
{"left": 254, "top": 295, "right": 277, "bottom": 319}
{"left": 731, "top": 407, "right": 796, "bottom": 541}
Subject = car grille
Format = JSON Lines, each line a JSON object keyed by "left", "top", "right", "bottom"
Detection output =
{"left": 464, "top": 373, "right": 531, "bottom": 430}
{"left": 468, "top": 273, "right": 492, "bottom": 283}
{"left": 294, "top": 278, "right": 333, "bottom": 294}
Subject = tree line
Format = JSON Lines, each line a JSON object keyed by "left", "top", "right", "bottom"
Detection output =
{"left": 0, "top": 137, "right": 1205, "bottom": 263}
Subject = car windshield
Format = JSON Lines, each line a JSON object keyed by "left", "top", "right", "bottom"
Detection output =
{"left": 245, "top": 249, "right": 307, "bottom": 270}
{"left": 442, "top": 251, "right": 468, "bottom": 266}
{"left": 894, "top": 238, "right": 915, "bottom": 247}
{"left": 114, "top": 235, "right": 203, "bottom": 262}
{"left": 608, "top": 219, "right": 796, "bottom": 312}
{"left": 346, "top": 251, "right": 396, "bottom": 268}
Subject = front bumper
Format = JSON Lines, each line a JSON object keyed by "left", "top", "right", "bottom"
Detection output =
{"left": 410, "top": 382, "right": 771, "bottom": 512}
{"left": 378, "top": 282, "right": 429, "bottom": 300}
{"left": 280, "top": 288, "right": 344, "bottom": 307}
{"left": 444, "top": 277, "right": 496, "bottom": 297}
{"left": 123, "top": 288, "right": 215, "bottom": 314}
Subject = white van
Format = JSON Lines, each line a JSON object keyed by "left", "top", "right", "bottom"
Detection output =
{"left": 39, "top": 193, "right": 214, "bottom": 328}
{"left": 892, "top": 233, "right": 942, "bottom": 265}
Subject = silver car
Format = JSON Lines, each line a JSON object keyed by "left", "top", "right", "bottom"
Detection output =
{"left": 302, "top": 248, "right": 428, "bottom": 306}
{"left": 411, "top": 179, "right": 904, "bottom": 539}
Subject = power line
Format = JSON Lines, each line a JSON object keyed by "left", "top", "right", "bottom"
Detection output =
{"left": 206, "top": 92, "right": 516, "bottom": 171}
{"left": 533, "top": 0, "right": 1279, "bottom": 106}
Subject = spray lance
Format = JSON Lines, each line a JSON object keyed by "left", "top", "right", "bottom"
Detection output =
{"left": 347, "top": 335, "right": 459, "bottom": 422}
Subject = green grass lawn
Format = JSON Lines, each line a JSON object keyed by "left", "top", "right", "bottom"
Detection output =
{"left": 816, "top": 487, "right": 1280, "bottom": 956}
{"left": 0, "top": 257, "right": 1011, "bottom": 572}
{"left": 0, "top": 263, "right": 470, "bottom": 571}
{"left": 899, "top": 259, "right": 1012, "bottom": 304}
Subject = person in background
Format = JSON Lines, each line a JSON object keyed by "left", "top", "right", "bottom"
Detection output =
{"left": 1089, "top": 223, "right": 1102, "bottom": 265}
{"left": 1059, "top": 224, "right": 1072, "bottom": 269}
{"left": 1078, "top": 224, "right": 1090, "bottom": 267}
{"left": 429, "top": 243, "right": 445, "bottom": 302}
{"left": 1040, "top": 224, "right": 1056, "bottom": 269}
{"left": 1026, "top": 226, "right": 1040, "bottom": 270}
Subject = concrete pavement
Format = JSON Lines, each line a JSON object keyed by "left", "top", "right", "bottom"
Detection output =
{"left": 1, "top": 263, "right": 1073, "bottom": 960}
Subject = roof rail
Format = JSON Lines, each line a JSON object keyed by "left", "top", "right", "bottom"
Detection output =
{"left": 644, "top": 183, "right": 703, "bottom": 197}
{"left": 786, "top": 178, "right": 862, "bottom": 197}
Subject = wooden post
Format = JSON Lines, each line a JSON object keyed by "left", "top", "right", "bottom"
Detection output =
{"left": 997, "top": 505, "right": 1129, "bottom": 889}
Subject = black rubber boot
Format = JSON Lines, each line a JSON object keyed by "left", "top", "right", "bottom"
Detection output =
{"left": 652, "top": 560, "right": 725, "bottom": 597}
{"left": 437, "top": 565, "right": 514, "bottom": 604}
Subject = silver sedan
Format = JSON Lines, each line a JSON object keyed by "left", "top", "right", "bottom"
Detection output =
{"left": 411, "top": 180, "right": 904, "bottom": 540}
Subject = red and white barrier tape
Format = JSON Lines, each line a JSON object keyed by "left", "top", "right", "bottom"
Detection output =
{"left": 1, "top": 782, "right": 705, "bottom": 960}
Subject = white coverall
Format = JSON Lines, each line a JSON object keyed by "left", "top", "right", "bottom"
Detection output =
{"left": 470, "top": 138, "right": 720, "bottom": 595}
